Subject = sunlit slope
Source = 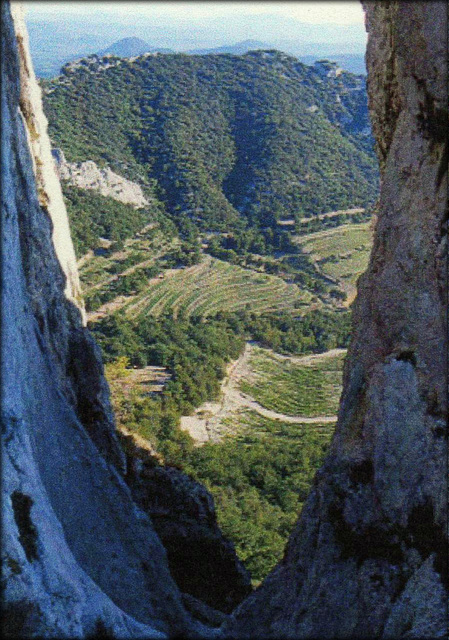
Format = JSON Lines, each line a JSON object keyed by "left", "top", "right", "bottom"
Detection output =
{"left": 125, "top": 257, "right": 313, "bottom": 318}
{"left": 295, "top": 222, "right": 373, "bottom": 299}
{"left": 43, "top": 50, "right": 378, "bottom": 232}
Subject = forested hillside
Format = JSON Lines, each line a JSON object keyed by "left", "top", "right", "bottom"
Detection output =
{"left": 43, "top": 51, "right": 378, "bottom": 244}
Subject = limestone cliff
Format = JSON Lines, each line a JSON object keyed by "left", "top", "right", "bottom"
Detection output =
{"left": 1, "top": 3, "right": 202, "bottom": 636}
{"left": 1, "top": 3, "right": 253, "bottom": 636}
{"left": 9, "top": 4, "right": 84, "bottom": 314}
{"left": 122, "top": 440, "right": 252, "bottom": 616}
{"left": 52, "top": 148, "right": 150, "bottom": 209}
{"left": 224, "top": 2, "right": 448, "bottom": 637}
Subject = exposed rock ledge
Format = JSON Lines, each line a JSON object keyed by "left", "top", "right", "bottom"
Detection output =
{"left": 52, "top": 148, "right": 150, "bottom": 209}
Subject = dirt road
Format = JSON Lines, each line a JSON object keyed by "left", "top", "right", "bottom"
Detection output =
{"left": 180, "top": 343, "right": 340, "bottom": 445}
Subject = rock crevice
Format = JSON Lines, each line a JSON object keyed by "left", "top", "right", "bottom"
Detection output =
{"left": 2, "top": 1, "right": 447, "bottom": 638}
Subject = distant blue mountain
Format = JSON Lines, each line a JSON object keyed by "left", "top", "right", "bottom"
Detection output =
{"left": 188, "top": 40, "right": 270, "bottom": 56}
{"left": 99, "top": 37, "right": 173, "bottom": 58}
{"left": 26, "top": 10, "right": 366, "bottom": 78}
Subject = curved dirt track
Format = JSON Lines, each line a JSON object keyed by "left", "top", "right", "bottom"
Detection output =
{"left": 180, "top": 343, "right": 340, "bottom": 444}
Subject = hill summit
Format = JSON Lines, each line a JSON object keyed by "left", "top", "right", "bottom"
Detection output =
{"left": 44, "top": 49, "right": 378, "bottom": 236}
{"left": 188, "top": 39, "right": 270, "bottom": 55}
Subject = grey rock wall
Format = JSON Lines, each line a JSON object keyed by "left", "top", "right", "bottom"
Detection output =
{"left": 223, "top": 2, "right": 447, "bottom": 637}
{"left": 122, "top": 440, "right": 252, "bottom": 615}
{"left": 0, "top": 3, "right": 206, "bottom": 637}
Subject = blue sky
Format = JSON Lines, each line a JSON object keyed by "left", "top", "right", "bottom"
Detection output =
{"left": 23, "top": 2, "right": 365, "bottom": 26}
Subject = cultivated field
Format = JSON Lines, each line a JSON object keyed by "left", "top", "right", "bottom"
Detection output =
{"left": 239, "top": 346, "right": 346, "bottom": 418}
{"left": 124, "top": 256, "right": 313, "bottom": 319}
{"left": 180, "top": 343, "right": 344, "bottom": 445}
{"left": 232, "top": 410, "right": 336, "bottom": 445}
{"left": 295, "top": 222, "right": 373, "bottom": 300}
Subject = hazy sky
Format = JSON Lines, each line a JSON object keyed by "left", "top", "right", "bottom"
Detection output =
{"left": 23, "top": 2, "right": 365, "bottom": 26}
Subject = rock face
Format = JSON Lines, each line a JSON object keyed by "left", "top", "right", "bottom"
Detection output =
{"left": 9, "top": 6, "right": 83, "bottom": 314}
{"left": 0, "top": 3, "right": 202, "bottom": 637}
{"left": 52, "top": 148, "right": 150, "bottom": 208}
{"left": 1, "top": 4, "right": 252, "bottom": 636}
{"left": 122, "top": 440, "right": 252, "bottom": 615}
{"left": 224, "top": 2, "right": 447, "bottom": 638}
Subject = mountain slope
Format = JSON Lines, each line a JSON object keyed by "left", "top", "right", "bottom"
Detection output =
{"left": 42, "top": 50, "right": 378, "bottom": 236}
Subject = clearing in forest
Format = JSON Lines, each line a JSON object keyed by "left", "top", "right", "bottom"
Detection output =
{"left": 180, "top": 343, "right": 344, "bottom": 444}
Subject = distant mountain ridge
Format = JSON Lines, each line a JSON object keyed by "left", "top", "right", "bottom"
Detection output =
{"left": 188, "top": 39, "right": 270, "bottom": 56}
{"left": 98, "top": 37, "right": 173, "bottom": 57}
{"left": 187, "top": 41, "right": 366, "bottom": 75}
{"left": 27, "top": 9, "right": 367, "bottom": 77}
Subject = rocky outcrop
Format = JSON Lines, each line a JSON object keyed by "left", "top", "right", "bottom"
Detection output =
{"left": 52, "top": 148, "right": 150, "bottom": 208}
{"left": 5, "top": 3, "right": 124, "bottom": 472}
{"left": 122, "top": 439, "right": 252, "bottom": 615}
{"left": 224, "top": 2, "right": 447, "bottom": 638}
{"left": 0, "top": 3, "right": 205, "bottom": 637}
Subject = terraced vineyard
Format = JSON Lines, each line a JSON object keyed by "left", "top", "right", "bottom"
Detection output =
{"left": 295, "top": 222, "right": 373, "bottom": 300}
{"left": 79, "top": 216, "right": 373, "bottom": 323}
{"left": 239, "top": 347, "right": 345, "bottom": 418}
{"left": 223, "top": 409, "right": 336, "bottom": 444}
{"left": 79, "top": 231, "right": 175, "bottom": 292}
{"left": 123, "top": 257, "right": 314, "bottom": 319}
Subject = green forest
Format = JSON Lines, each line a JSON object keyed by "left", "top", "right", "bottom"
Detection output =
{"left": 43, "top": 50, "right": 378, "bottom": 252}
